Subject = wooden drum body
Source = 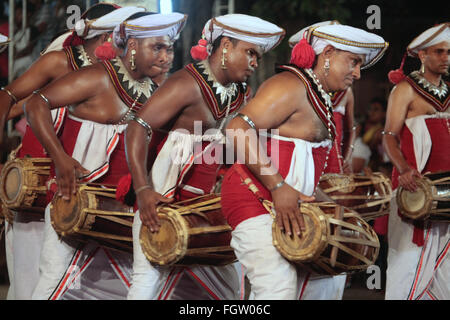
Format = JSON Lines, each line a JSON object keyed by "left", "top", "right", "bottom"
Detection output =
{"left": 50, "top": 184, "right": 134, "bottom": 252}
{"left": 0, "top": 157, "right": 51, "bottom": 213}
{"left": 319, "top": 172, "right": 392, "bottom": 221}
{"left": 397, "top": 171, "right": 450, "bottom": 222}
{"left": 140, "top": 194, "right": 236, "bottom": 266}
{"left": 272, "top": 202, "right": 380, "bottom": 275}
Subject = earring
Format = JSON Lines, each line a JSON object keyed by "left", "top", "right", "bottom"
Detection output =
{"left": 324, "top": 58, "right": 330, "bottom": 76}
{"left": 130, "top": 49, "right": 136, "bottom": 71}
{"left": 221, "top": 48, "right": 228, "bottom": 70}
{"left": 420, "top": 63, "right": 425, "bottom": 74}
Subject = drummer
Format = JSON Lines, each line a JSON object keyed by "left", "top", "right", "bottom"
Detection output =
{"left": 0, "top": 4, "right": 146, "bottom": 300}
{"left": 220, "top": 23, "right": 388, "bottom": 299}
{"left": 383, "top": 22, "right": 450, "bottom": 300}
{"left": 289, "top": 21, "right": 356, "bottom": 175}
{"left": 124, "top": 14, "right": 284, "bottom": 299}
{"left": 24, "top": 12, "right": 187, "bottom": 300}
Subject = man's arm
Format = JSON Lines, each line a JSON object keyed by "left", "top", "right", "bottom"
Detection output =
{"left": 227, "top": 72, "right": 314, "bottom": 237}
{"left": 382, "top": 81, "right": 420, "bottom": 191}
{"left": 24, "top": 65, "right": 106, "bottom": 199}
{"left": 342, "top": 89, "right": 355, "bottom": 173}
{"left": 125, "top": 71, "right": 199, "bottom": 231}
{"left": 0, "top": 51, "right": 68, "bottom": 144}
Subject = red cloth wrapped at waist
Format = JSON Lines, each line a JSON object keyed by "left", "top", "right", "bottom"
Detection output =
{"left": 221, "top": 137, "right": 328, "bottom": 229}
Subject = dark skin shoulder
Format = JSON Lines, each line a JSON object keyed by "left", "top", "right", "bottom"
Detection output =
{"left": 0, "top": 50, "right": 71, "bottom": 144}
{"left": 24, "top": 61, "right": 130, "bottom": 199}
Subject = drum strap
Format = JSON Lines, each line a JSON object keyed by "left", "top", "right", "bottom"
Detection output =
{"left": 233, "top": 165, "right": 275, "bottom": 219}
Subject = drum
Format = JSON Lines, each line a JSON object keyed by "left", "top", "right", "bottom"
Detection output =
{"left": 140, "top": 194, "right": 236, "bottom": 266}
{"left": 318, "top": 172, "right": 392, "bottom": 221}
{"left": 50, "top": 184, "right": 135, "bottom": 252}
{"left": 272, "top": 202, "right": 380, "bottom": 275}
{"left": 397, "top": 171, "right": 450, "bottom": 222}
{"left": 0, "top": 157, "right": 51, "bottom": 213}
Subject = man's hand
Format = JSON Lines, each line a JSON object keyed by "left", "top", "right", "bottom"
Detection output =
{"left": 271, "top": 183, "right": 315, "bottom": 237}
{"left": 137, "top": 188, "right": 173, "bottom": 232}
{"left": 399, "top": 167, "right": 422, "bottom": 192}
{"left": 342, "top": 159, "right": 353, "bottom": 174}
{"left": 54, "top": 154, "right": 89, "bottom": 200}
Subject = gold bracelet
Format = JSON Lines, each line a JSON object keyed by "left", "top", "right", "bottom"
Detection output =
{"left": 135, "top": 185, "right": 151, "bottom": 195}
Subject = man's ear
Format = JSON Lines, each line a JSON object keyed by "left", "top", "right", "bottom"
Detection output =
{"left": 418, "top": 49, "right": 427, "bottom": 64}
{"left": 127, "top": 38, "right": 138, "bottom": 50}
{"left": 220, "top": 36, "right": 233, "bottom": 50}
{"left": 322, "top": 44, "right": 336, "bottom": 58}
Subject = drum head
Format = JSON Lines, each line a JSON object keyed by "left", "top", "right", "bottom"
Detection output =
{"left": 0, "top": 161, "right": 24, "bottom": 205}
{"left": 272, "top": 203, "right": 329, "bottom": 262}
{"left": 397, "top": 178, "right": 432, "bottom": 220}
{"left": 50, "top": 188, "right": 87, "bottom": 236}
{"left": 140, "top": 208, "right": 189, "bottom": 266}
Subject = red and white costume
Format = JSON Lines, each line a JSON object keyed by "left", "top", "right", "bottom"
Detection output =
{"left": 31, "top": 114, "right": 133, "bottom": 300}
{"left": 220, "top": 64, "right": 349, "bottom": 300}
{"left": 7, "top": 43, "right": 82, "bottom": 300}
{"left": 221, "top": 21, "right": 388, "bottom": 299}
{"left": 128, "top": 131, "right": 245, "bottom": 300}
{"left": 386, "top": 73, "right": 450, "bottom": 300}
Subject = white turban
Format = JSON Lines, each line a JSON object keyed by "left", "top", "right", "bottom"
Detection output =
{"left": 202, "top": 14, "right": 285, "bottom": 53}
{"left": 75, "top": 6, "right": 145, "bottom": 40}
{"left": 288, "top": 20, "right": 340, "bottom": 48}
{"left": 407, "top": 23, "right": 450, "bottom": 57}
{"left": 113, "top": 12, "right": 187, "bottom": 47}
{"left": 308, "top": 25, "right": 389, "bottom": 69}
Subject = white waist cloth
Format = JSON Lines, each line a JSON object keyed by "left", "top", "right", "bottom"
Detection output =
{"left": 67, "top": 114, "right": 127, "bottom": 182}
{"left": 404, "top": 113, "right": 450, "bottom": 172}
{"left": 152, "top": 129, "right": 224, "bottom": 197}
{"left": 259, "top": 132, "right": 331, "bottom": 196}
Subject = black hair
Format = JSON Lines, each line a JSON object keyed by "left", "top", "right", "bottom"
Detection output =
{"left": 211, "top": 36, "right": 240, "bottom": 54}
{"left": 82, "top": 3, "right": 118, "bottom": 20}
{"left": 126, "top": 11, "right": 156, "bottom": 21}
